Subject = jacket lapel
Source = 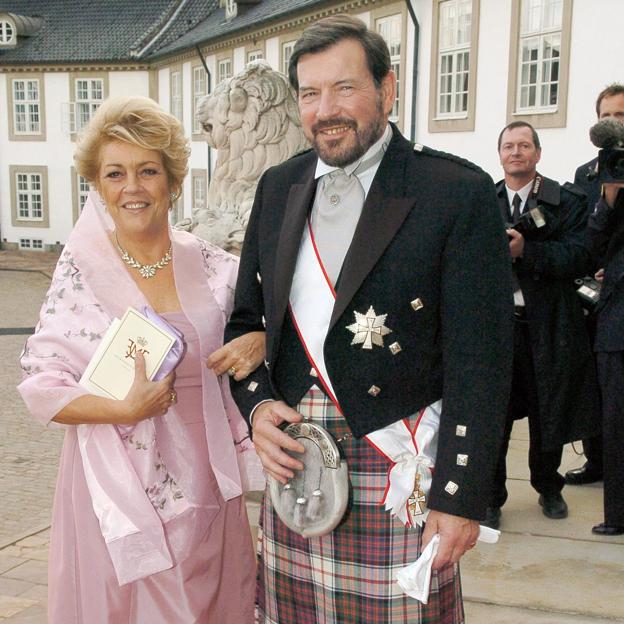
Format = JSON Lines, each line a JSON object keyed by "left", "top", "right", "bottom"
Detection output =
{"left": 273, "top": 155, "right": 318, "bottom": 334}
{"left": 496, "top": 180, "right": 511, "bottom": 222}
{"left": 329, "top": 131, "right": 415, "bottom": 329}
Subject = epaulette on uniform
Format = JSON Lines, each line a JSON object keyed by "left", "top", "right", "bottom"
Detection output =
{"left": 562, "top": 181, "right": 587, "bottom": 198}
{"left": 411, "top": 142, "right": 486, "bottom": 176}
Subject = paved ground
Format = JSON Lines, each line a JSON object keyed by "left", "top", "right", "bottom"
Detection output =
{"left": 1, "top": 250, "right": 623, "bottom": 623}
{"left": 0, "top": 254, "right": 63, "bottom": 550}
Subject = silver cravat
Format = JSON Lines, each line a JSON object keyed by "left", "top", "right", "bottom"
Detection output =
{"left": 310, "top": 143, "right": 388, "bottom": 285}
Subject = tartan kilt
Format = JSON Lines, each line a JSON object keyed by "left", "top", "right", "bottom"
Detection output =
{"left": 256, "top": 388, "right": 464, "bottom": 624}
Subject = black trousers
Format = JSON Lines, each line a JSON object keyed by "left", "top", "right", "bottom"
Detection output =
{"left": 489, "top": 319, "right": 564, "bottom": 508}
{"left": 581, "top": 313, "right": 604, "bottom": 472}
{"left": 596, "top": 351, "right": 624, "bottom": 525}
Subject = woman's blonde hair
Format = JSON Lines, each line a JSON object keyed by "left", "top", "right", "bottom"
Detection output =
{"left": 74, "top": 96, "right": 190, "bottom": 192}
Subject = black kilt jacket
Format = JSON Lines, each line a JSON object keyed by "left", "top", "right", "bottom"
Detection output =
{"left": 225, "top": 127, "right": 514, "bottom": 520}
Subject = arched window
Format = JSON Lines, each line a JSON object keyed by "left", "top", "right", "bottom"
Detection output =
{"left": 0, "top": 20, "right": 15, "bottom": 44}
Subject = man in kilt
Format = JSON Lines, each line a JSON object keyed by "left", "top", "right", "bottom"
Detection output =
{"left": 225, "top": 15, "right": 513, "bottom": 623}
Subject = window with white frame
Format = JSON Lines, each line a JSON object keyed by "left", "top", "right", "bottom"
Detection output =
{"left": 282, "top": 41, "right": 296, "bottom": 77}
{"left": 247, "top": 49, "right": 263, "bottom": 63}
{"left": 192, "top": 174, "right": 207, "bottom": 211}
{"left": 217, "top": 58, "right": 232, "bottom": 84}
{"left": 377, "top": 14, "right": 402, "bottom": 123}
{"left": 0, "top": 20, "right": 14, "bottom": 44}
{"left": 171, "top": 70, "right": 183, "bottom": 122}
{"left": 75, "top": 78, "right": 104, "bottom": 132}
{"left": 12, "top": 79, "right": 41, "bottom": 134}
{"left": 193, "top": 66, "right": 208, "bottom": 135}
{"left": 16, "top": 172, "right": 43, "bottom": 220}
{"left": 437, "top": 0, "right": 472, "bottom": 118}
{"left": 517, "top": 0, "right": 563, "bottom": 111}
{"left": 77, "top": 174, "right": 89, "bottom": 212}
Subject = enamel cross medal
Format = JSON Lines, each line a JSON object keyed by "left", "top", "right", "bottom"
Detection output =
{"left": 407, "top": 473, "right": 427, "bottom": 525}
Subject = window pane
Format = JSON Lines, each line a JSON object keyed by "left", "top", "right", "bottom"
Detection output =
{"left": 517, "top": 0, "right": 562, "bottom": 111}
{"left": 437, "top": 1, "right": 472, "bottom": 117}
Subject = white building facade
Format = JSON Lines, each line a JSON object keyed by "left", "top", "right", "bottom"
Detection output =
{"left": 1, "top": 0, "right": 622, "bottom": 251}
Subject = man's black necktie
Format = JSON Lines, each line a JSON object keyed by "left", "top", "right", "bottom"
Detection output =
{"left": 511, "top": 193, "right": 522, "bottom": 222}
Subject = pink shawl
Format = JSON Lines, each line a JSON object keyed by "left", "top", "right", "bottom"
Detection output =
{"left": 18, "top": 192, "right": 264, "bottom": 585}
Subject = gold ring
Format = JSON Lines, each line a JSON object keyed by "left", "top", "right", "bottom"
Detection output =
{"left": 169, "top": 390, "right": 177, "bottom": 404}
{"left": 227, "top": 366, "right": 238, "bottom": 377}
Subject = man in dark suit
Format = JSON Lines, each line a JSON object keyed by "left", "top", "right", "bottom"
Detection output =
{"left": 484, "top": 122, "right": 600, "bottom": 530}
{"left": 566, "top": 83, "right": 624, "bottom": 486}
{"left": 587, "top": 182, "right": 624, "bottom": 535}
{"left": 225, "top": 15, "right": 513, "bottom": 622}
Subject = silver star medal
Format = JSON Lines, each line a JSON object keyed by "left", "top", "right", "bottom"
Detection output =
{"left": 346, "top": 306, "right": 392, "bottom": 349}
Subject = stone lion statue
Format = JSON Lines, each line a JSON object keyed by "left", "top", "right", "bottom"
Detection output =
{"left": 189, "top": 60, "right": 308, "bottom": 252}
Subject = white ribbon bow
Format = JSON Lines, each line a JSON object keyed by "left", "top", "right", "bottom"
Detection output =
{"left": 384, "top": 453, "right": 433, "bottom": 527}
{"left": 365, "top": 401, "right": 440, "bottom": 528}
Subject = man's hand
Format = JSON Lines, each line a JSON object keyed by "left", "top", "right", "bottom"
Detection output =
{"left": 506, "top": 228, "right": 525, "bottom": 259}
{"left": 253, "top": 400, "right": 305, "bottom": 482}
{"left": 422, "top": 510, "right": 479, "bottom": 571}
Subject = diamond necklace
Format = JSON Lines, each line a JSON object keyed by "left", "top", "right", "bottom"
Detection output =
{"left": 115, "top": 232, "right": 172, "bottom": 279}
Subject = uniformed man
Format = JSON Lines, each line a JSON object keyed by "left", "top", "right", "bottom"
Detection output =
{"left": 484, "top": 121, "right": 600, "bottom": 530}
{"left": 225, "top": 15, "right": 513, "bottom": 623}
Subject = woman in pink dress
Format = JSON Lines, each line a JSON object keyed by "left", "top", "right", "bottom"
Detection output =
{"left": 18, "top": 96, "right": 265, "bottom": 623}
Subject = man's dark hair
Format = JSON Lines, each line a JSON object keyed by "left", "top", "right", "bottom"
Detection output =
{"left": 497, "top": 121, "right": 541, "bottom": 151}
{"left": 595, "top": 83, "right": 624, "bottom": 117}
{"left": 288, "top": 14, "right": 391, "bottom": 92}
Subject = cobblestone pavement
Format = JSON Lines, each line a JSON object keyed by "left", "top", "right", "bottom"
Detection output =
{"left": 0, "top": 256, "right": 63, "bottom": 550}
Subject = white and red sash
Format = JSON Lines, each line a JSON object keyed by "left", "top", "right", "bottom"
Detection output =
{"left": 288, "top": 219, "right": 440, "bottom": 528}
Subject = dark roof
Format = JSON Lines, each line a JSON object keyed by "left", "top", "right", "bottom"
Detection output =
{"left": 0, "top": 0, "right": 217, "bottom": 65}
{"left": 148, "top": 0, "right": 331, "bottom": 60}
{"left": 0, "top": 0, "right": 333, "bottom": 66}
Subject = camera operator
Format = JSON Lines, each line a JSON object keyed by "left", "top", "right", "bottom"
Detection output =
{"left": 484, "top": 121, "right": 600, "bottom": 530}
{"left": 586, "top": 123, "right": 624, "bottom": 534}
{"left": 566, "top": 83, "right": 624, "bottom": 487}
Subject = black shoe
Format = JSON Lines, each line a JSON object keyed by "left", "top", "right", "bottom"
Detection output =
{"left": 483, "top": 506, "right": 501, "bottom": 529}
{"left": 592, "top": 522, "right": 624, "bottom": 536}
{"left": 538, "top": 493, "right": 568, "bottom": 519}
{"left": 564, "top": 463, "right": 603, "bottom": 485}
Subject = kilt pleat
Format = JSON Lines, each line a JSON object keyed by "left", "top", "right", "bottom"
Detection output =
{"left": 256, "top": 388, "right": 464, "bottom": 624}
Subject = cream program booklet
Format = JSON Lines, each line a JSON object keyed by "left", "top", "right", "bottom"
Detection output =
{"left": 79, "top": 307, "right": 176, "bottom": 400}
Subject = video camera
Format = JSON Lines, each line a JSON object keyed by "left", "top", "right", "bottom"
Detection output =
{"left": 589, "top": 118, "right": 624, "bottom": 183}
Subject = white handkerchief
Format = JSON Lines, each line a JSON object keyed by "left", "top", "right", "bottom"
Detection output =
{"left": 395, "top": 526, "right": 501, "bottom": 604}
{"left": 395, "top": 534, "right": 440, "bottom": 604}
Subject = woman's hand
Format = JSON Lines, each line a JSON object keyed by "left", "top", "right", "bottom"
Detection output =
{"left": 120, "top": 352, "right": 176, "bottom": 424}
{"left": 206, "top": 331, "right": 266, "bottom": 381}
{"left": 52, "top": 352, "right": 176, "bottom": 426}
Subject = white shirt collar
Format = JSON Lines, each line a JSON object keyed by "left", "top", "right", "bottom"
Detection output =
{"left": 314, "top": 124, "right": 392, "bottom": 180}
{"left": 505, "top": 178, "right": 534, "bottom": 211}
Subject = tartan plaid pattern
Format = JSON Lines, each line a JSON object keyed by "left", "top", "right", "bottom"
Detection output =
{"left": 256, "top": 388, "right": 464, "bottom": 623}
